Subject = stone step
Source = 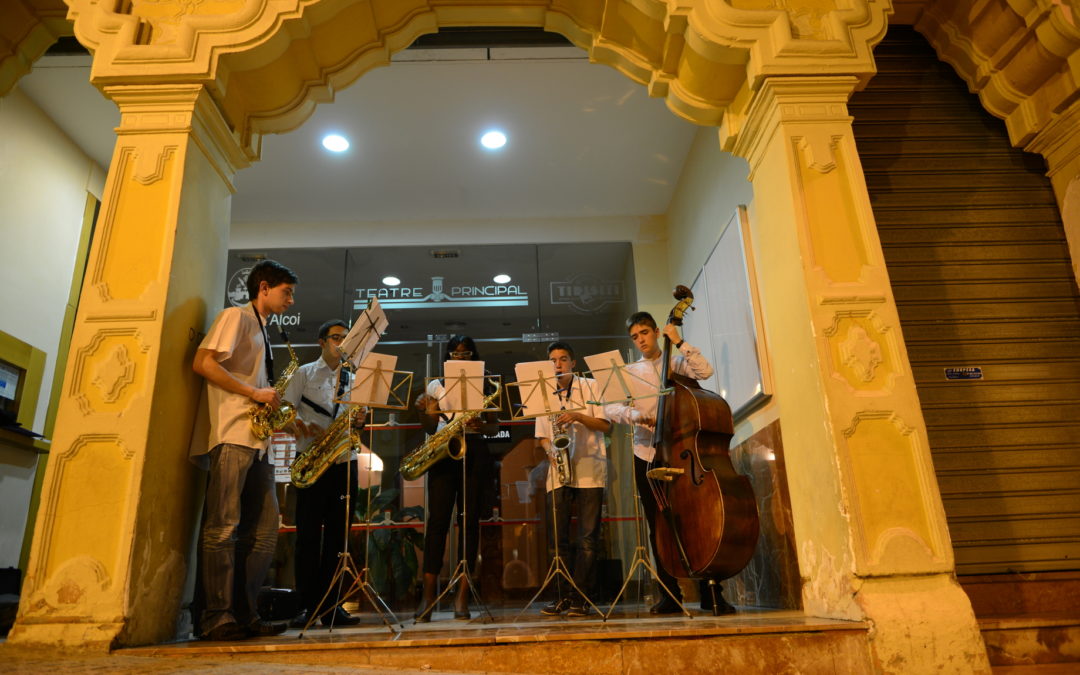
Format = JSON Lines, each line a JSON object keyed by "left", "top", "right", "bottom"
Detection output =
{"left": 980, "top": 613, "right": 1080, "bottom": 667}
{"left": 125, "top": 608, "right": 874, "bottom": 674}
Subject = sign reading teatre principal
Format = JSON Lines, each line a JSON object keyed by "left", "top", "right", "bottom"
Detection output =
{"left": 353, "top": 276, "right": 529, "bottom": 310}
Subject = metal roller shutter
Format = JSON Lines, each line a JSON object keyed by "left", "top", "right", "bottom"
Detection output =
{"left": 850, "top": 26, "right": 1080, "bottom": 575}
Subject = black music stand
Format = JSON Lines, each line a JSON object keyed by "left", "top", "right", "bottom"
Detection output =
{"left": 582, "top": 353, "right": 691, "bottom": 620}
{"left": 413, "top": 372, "right": 501, "bottom": 625}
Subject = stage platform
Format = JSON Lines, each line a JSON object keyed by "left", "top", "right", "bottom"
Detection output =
{"left": 127, "top": 604, "right": 875, "bottom": 674}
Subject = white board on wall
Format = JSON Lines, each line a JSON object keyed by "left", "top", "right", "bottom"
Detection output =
{"left": 683, "top": 206, "right": 771, "bottom": 418}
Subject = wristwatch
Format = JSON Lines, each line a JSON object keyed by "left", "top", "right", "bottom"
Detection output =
{"left": 674, "top": 340, "right": 685, "bottom": 349}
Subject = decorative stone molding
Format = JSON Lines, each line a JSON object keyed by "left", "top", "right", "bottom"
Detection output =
{"left": 63, "top": 0, "right": 892, "bottom": 156}
{"left": 0, "top": 0, "right": 70, "bottom": 97}
{"left": 916, "top": 0, "right": 1080, "bottom": 148}
{"left": 840, "top": 410, "right": 950, "bottom": 572}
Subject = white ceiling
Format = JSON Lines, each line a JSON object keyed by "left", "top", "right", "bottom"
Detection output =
{"left": 17, "top": 41, "right": 700, "bottom": 225}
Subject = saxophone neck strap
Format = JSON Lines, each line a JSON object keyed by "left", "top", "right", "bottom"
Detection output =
{"left": 300, "top": 395, "right": 335, "bottom": 420}
{"left": 252, "top": 303, "right": 274, "bottom": 385}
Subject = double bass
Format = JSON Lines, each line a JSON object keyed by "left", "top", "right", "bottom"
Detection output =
{"left": 647, "top": 285, "right": 760, "bottom": 595}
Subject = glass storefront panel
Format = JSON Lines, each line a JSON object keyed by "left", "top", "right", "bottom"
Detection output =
{"left": 227, "top": 243, "right": 647, "bottom": 613}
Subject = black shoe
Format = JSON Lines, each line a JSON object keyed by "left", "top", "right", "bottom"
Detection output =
{"left": 321, "top": 606, "right": 361, "bottom": 627}
{"left": 541, "top": 598, "right": 570, "bottom": 616}
{"left": 649, "top": 596, "right": 683, "bottom": 615}
{"left": 246, "top": 619, "right": 288, "bottom": 637}
{"left": 202, "top": 621, "right": 249, "bottom": 641}
{"left": 289, "top": 609, "right": 310, "bottom": 628}
{"left": 567, "top": 601, "right": 590, "bottom": 617}
{"left": 709, "top": 596, "right": 737, "bottom": 616}
{"left": 453, "top": 608, "right": 471, "bottom": 620}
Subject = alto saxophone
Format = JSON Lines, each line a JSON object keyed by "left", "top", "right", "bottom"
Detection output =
{"left": 400, "top": 379, "right": 501, "bottom": 481}
{"left": 249, "top": 330, "right": 299, "bottom": 440}
{"left": 549, "top": 412, "right": 573, "bottom": 487}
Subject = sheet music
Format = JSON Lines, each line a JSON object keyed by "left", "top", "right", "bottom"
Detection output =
{"left": 340, "top": 297, "right": 389, "bottom": 369}
{"left": 437, "top": 359, "right": 486, "bottom": 411}
{"left": 584, "top": 349, "right": 636, "bottom": 404}
{"left": 513, "top": 360, "right": 560, "bottom": 418}
{"left": 346, "top": 352, "right": 398, "bottom": 407}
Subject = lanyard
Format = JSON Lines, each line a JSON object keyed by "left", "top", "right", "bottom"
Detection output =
{"left": 554, "top": 376, "right": 574, "bottom": 411}
{"left": 252, "top": 303, "right": 274, "bottom": 385}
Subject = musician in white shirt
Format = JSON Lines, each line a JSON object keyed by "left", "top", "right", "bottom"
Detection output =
{"left": 603, "top": 311, "right": 734, "bottom": 615}
{"left": 533, "top": 341, "right": 611, "bottom": 617}
{"left": 283, "top": 319, "right": 366, "bottom": 628}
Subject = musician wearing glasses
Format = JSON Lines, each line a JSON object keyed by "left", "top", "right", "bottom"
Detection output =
{"left": 534, "top": 341, "right": 611, "bottom": 617}
{"left": 282, "top": 320, "right": 366, "bottom": 628}
{"left": 412, "top": 335, "right": 499, "bottom": 621}
{"left": 191, "top": 259, "right": 297, "bottom": 641}
{"left": 603, "top": 311, "right": 735, "bottom": 615}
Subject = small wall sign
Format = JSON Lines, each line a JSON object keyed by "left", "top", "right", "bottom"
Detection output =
{"left": 944, "top": 367, "right": 983, "bottom": 380}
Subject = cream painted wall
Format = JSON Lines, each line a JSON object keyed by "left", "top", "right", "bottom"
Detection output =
{"left": 0, "top": 85, "right": 105, "bottom": 569}
{"left": 662, "top": 127, "right": 779, "bottom": 440}
{"left": 229, "top": 214, "right": 662, "bottom": 249}
{"left": 666, "top": 128, "right": 754, "bottom": 280}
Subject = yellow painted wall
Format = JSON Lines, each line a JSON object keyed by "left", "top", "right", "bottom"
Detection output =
{"left": 0, "top": 85, "right": 105, "bottom": 569}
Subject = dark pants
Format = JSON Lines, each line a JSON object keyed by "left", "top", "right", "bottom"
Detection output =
{"left": 546, "top": 486, "right": 604, "bottom": 601}
{"left": 634, "top": 455, "right": 682, "bottom": 600}
{"left": 422, "top": 443, "right": 489, "bottom": 576}
{"left": 200, "top": 444, "right": 279, "bottom": 634}
{"left": 295, "top": 459, "right": 358, "bottom": 613}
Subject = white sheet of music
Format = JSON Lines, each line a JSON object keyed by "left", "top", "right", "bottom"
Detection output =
{"left": 340, "top": 297, "right": 389, "bottom": 370}
{"left": 439, "top": 359, "right": 486, "bottom": 411}
{"left": 347, "top": 352, "right": 398, "bottom": 407}
{"left": 583, "top": 349, "right": 639, "bottom": 404}
{"left": 513, "top": 359, "right": 559, "bottom": 418}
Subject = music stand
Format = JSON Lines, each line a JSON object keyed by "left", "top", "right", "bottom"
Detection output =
{"left": 582, "top": 351, "right": 691, "bottom": 621}
{"left": 413, "top": 369, "right": 501, "bottom": 624}
{"left": 507, "top": 362, "right": 602, "bottom": 621}
{"left": 296, "top": 301, "right": 404, "bottom": 636}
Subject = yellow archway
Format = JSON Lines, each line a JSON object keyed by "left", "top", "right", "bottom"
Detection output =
{"left": 7, "top": 2, "right": 1076, "bottom": 672}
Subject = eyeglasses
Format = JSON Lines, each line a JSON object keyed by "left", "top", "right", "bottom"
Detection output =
{"left": 449, "top": 350, "right": 473, "bottom": 359}
{"left": 325, "top": 334, "right": 346, "bottom": 342}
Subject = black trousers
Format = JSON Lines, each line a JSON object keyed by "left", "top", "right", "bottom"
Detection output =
{"left": 422, "top": 442, "right": 490, "bottom": 576}
{"left": 633, "top": 455, "right": 682, "bottom": 600}
{"left": 295, "top": 460, "right": 358, "bottom": 613}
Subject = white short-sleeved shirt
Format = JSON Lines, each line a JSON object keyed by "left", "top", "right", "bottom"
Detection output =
{"left": 284, "top": 355, "right": 357, "bottom": 464}
{"left": 193, "top": 304, "right": 271, "bottom": 457}
{"left": 534, "top": 375, "right": 608, "bottom": 492}
{"left": 603, "top": 343, "right": 713, "bottom": 462}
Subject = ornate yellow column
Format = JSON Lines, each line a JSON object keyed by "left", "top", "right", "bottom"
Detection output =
{"left": 723, "top": 76, "right": 992, "bottom": 673}
{"left": 1026, "top": 99, "right": 1080, "bottom": 284}
{"left": 9, "top": 84, "right": 248, "bottom": 649}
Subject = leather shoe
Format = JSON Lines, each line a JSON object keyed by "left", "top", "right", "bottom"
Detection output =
{"left": 202, "top": 621, "right": 249, "bottom": 641}
{"left": 321, "top": 606, "right": 361, "bottom": 627}
{"left": 453, "top": 608, "right": 471, "bottom": 620}
{"left": 709, "top": 596, "right": 737, "bottom": 616}
{"left": 289, "top": 609, "right": 310, "bottom": 628}
{"left": 246, "top": 619, "right": 288, "bottom": 637}
{"left": 541, "top": 598, "right": 570, "bottom": 616}
{"left": 649, "top": 596, "right": 683, "bottom": 615}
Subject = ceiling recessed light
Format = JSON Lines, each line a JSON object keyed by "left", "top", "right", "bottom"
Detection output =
{"left": 480, "top": 130, "right": 507, "bottom": 150}
{"left": 493, "top": 274, "right": 511, "bottom": 284}
{"left": 322, "top": 134, "right": 350, "bottom": 152}
{"left": 382, "top": 276, "right": 400, "bottom": 286}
